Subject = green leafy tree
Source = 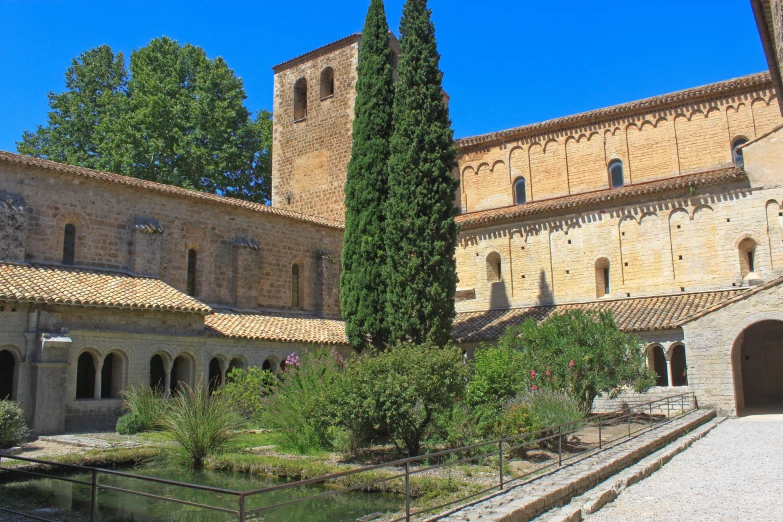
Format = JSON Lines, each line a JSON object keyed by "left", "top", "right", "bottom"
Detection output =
{"left": 497, "top": 310, "right": 656, "bottom": 410}
{"left": 341, "top": 0, "right": 395, "bottom": 351}
{"left": 336, "top": 342, "right": 468, "bottom": 456}
{"left": 385, "top": 0, "right": 459, "bottom": 346}
{"left": 17, "top": 45, "right": 128, "bottom": 173}
{"left": 18, "top": 38, "right": 271, "bottom": 203}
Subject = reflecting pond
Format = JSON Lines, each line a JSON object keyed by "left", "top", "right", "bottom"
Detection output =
{"left": 2, "top": 466, "right": 403, "bottom": 521}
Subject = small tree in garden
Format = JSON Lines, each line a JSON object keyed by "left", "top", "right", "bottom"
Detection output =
{"left": 336, "top": 342, "right": 468, "bottom": 457}
{"left": 219, "top": 367, "right": 276, "bottom": 426}
{"left": 497, "top": 310, "right": 655, "bottom": 411}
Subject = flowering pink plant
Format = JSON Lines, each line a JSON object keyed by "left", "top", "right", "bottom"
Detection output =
{"left": 284, "top": 353, "right": 302, "bottom": 370}
{"left": 531, "top": 370, "right": 536, "bottom": 379}
{"left": 531, "top": 385, "right": 538, "bottom": 391}
{"left": 569, "top": 360, "right": 575, "bottom": 367}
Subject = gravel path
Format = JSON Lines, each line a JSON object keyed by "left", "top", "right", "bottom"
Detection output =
{"left": 589, "top": 415, "right": 783, "bottom": 522}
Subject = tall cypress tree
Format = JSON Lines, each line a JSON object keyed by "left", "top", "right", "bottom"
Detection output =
{"left": 341, "top": 0, "right": 395, "bottom": 350}
{"left": 385, "top": 0, "right": 459, "bottom": 346}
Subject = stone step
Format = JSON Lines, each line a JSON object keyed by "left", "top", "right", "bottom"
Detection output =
{"left": 432, "top": 409, "right": 716, "bottom": 522}
{"left": 533, "top": 416, "right": 726, "bottom": 522}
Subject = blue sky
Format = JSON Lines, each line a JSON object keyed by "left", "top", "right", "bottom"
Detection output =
{"left": 0, "top": 0, "right": 769, "bottom": 153}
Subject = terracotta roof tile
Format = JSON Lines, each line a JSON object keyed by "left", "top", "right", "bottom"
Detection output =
{"left": 452, "top": 289, "right": 749, "bottom": 343}
{"left": 206, "top": 310, "right": 349, "bottom": 345}
{"left": 0, "top": 151, "right": 344, "bottom": 230}
{"left": 0, "top": 263, "right": 211, "bottom": 314}
{"left": 456, "top": 72, "right": 773, "bottom": 149}
{"left": 456, "top": 167, "right": 746, "bottom": 231}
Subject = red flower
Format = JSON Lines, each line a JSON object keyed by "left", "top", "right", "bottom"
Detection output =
{"left": 531, "top": 370, "right": 536, "bottom": 379}
{"left": 531, "top": 385, "right": 538, "bottom": 391}
{"left": 569, "top": 360, "right": 575, "bottom": 367}
{"left": 545, "top": 369, "right": 551, "bottom": 377}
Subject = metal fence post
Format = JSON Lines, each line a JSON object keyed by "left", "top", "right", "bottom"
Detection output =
{"left": 90, "top": 469, "right": 98, "bottom": 522}
{"left": 558, "top": 426, "right": 562, "bottom": 467}
{"left": 598, "top": 417, "right": 602, "bottom": 449}
{"left": 238, "top": 494, "right": 245, "bottom": 522}
{"left": 405, "top": 461, "right": 411, "bottom": 522}
{"left": 498, "top": 441, "right": 504, "bottom": 490}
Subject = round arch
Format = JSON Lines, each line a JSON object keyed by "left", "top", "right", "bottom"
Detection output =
{"left": 101, "top": 350, "right": 128, "bottom": 399}
{"left": 0, "top": 346, "right": 21, "bottom": 401}
{"left": 732, "top": 319, "right": 783, "bottom": 414}
{"left": 171, "top": 352, "right": 196, "bottom": 394}
{"left": 75, "top": 350, "right": 99, "bottom": 400}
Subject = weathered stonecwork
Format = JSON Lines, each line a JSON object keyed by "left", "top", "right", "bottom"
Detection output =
{"left": 2, "top": 4, "right": 783, "bottom": 433}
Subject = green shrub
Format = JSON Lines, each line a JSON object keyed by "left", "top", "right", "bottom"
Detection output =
{"left": 336, "top": 342, "right": 469, "bottom": 456}
{"left": 159, "top": 380, "right": 243, "bottom": 468}
{"left": 116, "top": 413, "right": 145, "bottom": 435}
{"left": 497, "top": 310, "right": 656, "bottom": 410}
{"left": 0, "top": 401, "right": 28, "bottom": 448}
{"left": 219, "top": 366, "right": 276, "bottom": 425}
{"left": 259, "top": 349, "right": 345, "bottom": 455}
{"left": 120, "top": 385, "right": 166, "bottom": 432}
{"left": 466, "top": 345, "right": 523, "bottom": 407}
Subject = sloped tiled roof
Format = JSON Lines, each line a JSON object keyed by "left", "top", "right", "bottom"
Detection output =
{"left": 0, "top": 263, "right": 211, "bottom": 314}
{"left": 452, "top": 289, "right": 749, "bottom": 343}
{"left": 206, "top": 310, "right": 349, "bottom": 345}
{"left": 456, "top": 167, "right": 746, "bottom": 231}
{"left": 456, "top": 72, "right": 773, "bottom": 149}
{"left": 0, "top": 151, "right": 344, "bottom": 230}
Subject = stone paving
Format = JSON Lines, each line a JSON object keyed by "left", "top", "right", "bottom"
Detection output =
{"left": 587, "top": 414, "right": 783, "bottom": 522}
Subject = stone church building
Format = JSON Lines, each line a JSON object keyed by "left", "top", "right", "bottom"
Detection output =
{"left": 1, "top": 1, "right": 782, "bottom": 434}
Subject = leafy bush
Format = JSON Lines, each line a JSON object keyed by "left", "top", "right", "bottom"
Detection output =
{"left": 466, "top": 345, "right": 523, "bottom": 407}
{"left": 219, "top": 366, "right": 276, "bottom": 425}
{"left": 497, "top": 310, "right": 656, "bottom": 410}
{"left": 116, "top": 413, "right": 145, "bottom": 435}
{"left": 159, "top": 380, "right": 243, "bottom": 468}
{"left": 0, "top": 401, "right": 28, "bottom": 448}
{"left": 259, "top": 349, "right": 345, "bottom": 455}
{"left": 336, "top": 342, "right": 469, "bottom": 456}
{"left": 120, "top": 385, "right": 166, "bottom": 433}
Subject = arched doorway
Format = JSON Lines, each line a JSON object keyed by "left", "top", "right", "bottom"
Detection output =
{"left": 208, "top": 358, "right": 223, "bottom": 393}
{"left": 735, "top": 320, "right": 783, "bottom": 412}
{"left": 0, "top": 350, "right": 15, "bottom": 400}
{"left": 76, "top": 352, "right": 96, "bottom": 399}
{"left": 171, "top": 354, "right": 194, "bottom": 394}
{"left": 649, "top": 345, "right": 669, "bottom": 387}
{"left": 150, "top": 355, "right": 166, "bottom": 393}
{"left": 227, "top": 358, "right": 243, "bottom": 379}
{"left": 670, "top": 345, "right": 688, "bottom": 387}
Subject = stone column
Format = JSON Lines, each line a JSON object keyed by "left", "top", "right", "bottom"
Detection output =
{"left": 665, "top": 348, "right": 674, "bottom": 388}
{"left": 94, "top": 360, "right": 103, "bottom": 399}
{"left": 164, "top": 359, "right": 173, "bottom": 398}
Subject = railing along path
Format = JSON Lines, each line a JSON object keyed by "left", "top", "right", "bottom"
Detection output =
{"left": 0, "top": 392, "right": 696, "bottom": 521}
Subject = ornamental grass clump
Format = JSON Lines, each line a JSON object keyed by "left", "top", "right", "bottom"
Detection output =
{"left": 117, "top": 385, "right": 166, "bottom": 434}
{"left": 259, "top": 349, "right": 345, "bottom": 455}
{"left": 159, "top": 380, "right": 243, "bottom": 468}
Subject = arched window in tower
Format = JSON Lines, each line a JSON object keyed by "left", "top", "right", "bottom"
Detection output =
{"left": 291, "top": 264, "right": 300, "bottom": 307}
{"left": 738, "top": 238, "right": 757, "bottom": 277}
{"left": 186, "top": 249, "right": 197, "bottom": 297}
{"left": 595, "top": 258, "right": 610, "bottom": 298}
{"left": 486, "top": 252, "right": 502, "bottom": 282}
{"left": 609, "top": 160, "right": 624, "bottom": 188}
{"left": 320, "top": 67, "right": 335, "bottom": 99}
{"left": 513, "top": 178, "right": 527, "bottom": 205}
{"left": 294, "top": 78, "right": 308, "bottom": 121}
{"left": 732, "top": 137, "right": 748, "bottom": 167}
{"left": 63, "top": 224, "right": 76, "bottom": 265}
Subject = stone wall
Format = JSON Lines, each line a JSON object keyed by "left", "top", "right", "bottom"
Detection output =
{"left": 0, "top": 162, "right": 344, "bottom": 317}
{"left": 457, "top": 84, "right": 781, "bottom": 213}
{"left": 272, "top": 38, "right": 360, "bottom": 222}
{"left": 455, "top": 181, "right": 783, "bottom": 311}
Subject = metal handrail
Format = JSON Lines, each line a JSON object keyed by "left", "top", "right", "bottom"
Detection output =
{"left": 0, "top": 391, "right": 696, "bottom": 521}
